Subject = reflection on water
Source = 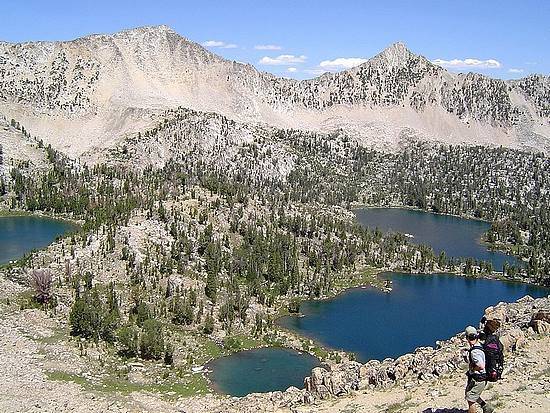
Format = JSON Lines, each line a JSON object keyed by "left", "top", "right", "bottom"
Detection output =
{"left": 355, "top": 208, "right": 519, "bottom": 270}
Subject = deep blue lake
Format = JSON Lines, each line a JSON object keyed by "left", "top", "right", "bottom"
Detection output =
{"left": 207, "top": 347, "right": 321, "bottom": 396}
{"left": 278, "top": 272, "right": 549, "bottom": 362}
{"left": 203, "top": 208, "right": 548, "bottom": 396}
{"left": 0, "top": 216, "right": 76, "bottom": 264}
{"left": 354, "top": 208, "right": 519, "bottom": 270}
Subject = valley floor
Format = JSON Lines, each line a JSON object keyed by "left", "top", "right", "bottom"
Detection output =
{"left": 1, "top": 272, "right": 549, "bottom": 413}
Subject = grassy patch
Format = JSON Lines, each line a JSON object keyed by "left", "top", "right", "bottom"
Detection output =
{"left": 17, "top": 290, "right": 43, "bottom": 310}
{"left": 189, "top": 335, "right": 224, "bottom": 365}
{"left": 332, "top": 266, "right": 381, "bottom": 291}
{"left": 34, "top": 328, "right": 68, "bottom": 345}
{"left": 310, "top": 345, "right": 329, "bottom": 360}
{"left": 263, "top": 333, "right": 284, "bottom": 348}
{"left": 99, "top": 376, "right": 208, "bottom": 397}
{"left": 223, "top": 334, "right": 264, "bottom": 352}
{"left": 46, "top": 369, "right": 210, "bottom": 399}
{"left": 46, "top": 370, "right": 88, "bottom": 387}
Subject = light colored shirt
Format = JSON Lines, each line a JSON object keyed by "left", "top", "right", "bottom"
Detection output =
{"left": 469, "top": 345, "right": 486, "bottom": 375}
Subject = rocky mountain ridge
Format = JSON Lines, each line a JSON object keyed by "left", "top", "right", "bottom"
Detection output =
{"left": 0, "top": 25, "right": 549, "bottom": 157}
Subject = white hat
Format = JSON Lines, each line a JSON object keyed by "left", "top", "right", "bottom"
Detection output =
{"left": 465, "top": 326, "right": 478, "bottom": 338}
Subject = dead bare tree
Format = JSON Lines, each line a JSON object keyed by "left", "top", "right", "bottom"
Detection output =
{"left": 30, "top": 269, "right": 53, "bottom": 304}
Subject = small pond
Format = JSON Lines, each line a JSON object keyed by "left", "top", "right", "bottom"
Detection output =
{"left": 207, "top": 347, "right": 321, "bottom": 397}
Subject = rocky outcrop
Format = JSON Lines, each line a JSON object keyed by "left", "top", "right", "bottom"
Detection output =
{"left": 302, "top": 295, "right": 550, "bottom": 403}
{"left": 529, "top": 309, "right": 550, "bottom": 335}
{"left": 304, "top": 363, "right": 362, "bottom": 399}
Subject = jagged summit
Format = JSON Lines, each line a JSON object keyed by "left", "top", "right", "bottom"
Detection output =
{"left": 71, "top": 24, "right": 181, "bottom": 42}
{"left": 365, "top": 41, "right": 435, "bottom": 71}
{"left": 120, "top": 24, "right": 177, "bottom": 34}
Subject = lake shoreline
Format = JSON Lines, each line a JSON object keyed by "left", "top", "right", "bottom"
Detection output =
{"left": 0, "top": 208, "right": 83, "bottom": 226}
{"left": 204, "top": 260, "right": 546, "bottom": 395}
{"left": 205, "top": 347, "right": 322, "bottom": 396}
{"left": 351, "top": 203, "right": 491, "bottom": 224}
{"left": 273, "top": 270, "right": 549, "bottom": 361}
{"left": 278, "top": 271, "right": 550, "bottom": 363}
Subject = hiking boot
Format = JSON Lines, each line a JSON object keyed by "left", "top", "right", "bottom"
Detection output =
{"left": 482, "top": 403, "right": 495, "bottom": 413}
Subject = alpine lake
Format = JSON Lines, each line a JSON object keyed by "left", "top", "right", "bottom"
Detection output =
{"left": 209, "top": 208, "right": 549, "bottom": 396}
{"left": 2, "top": 210, "right": 547, "bottom": 397}
{"left": 0, "top": 215, "right": 77, "bottom": 265}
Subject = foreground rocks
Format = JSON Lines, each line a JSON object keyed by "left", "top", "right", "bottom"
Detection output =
{"left": 291, "top": 333, "right": 550, "bottom": 413}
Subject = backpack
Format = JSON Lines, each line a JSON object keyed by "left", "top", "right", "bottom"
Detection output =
{"left": 483, "top": 334, "right": 505, "bottom": 382}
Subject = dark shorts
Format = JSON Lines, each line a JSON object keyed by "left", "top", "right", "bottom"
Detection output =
{"left": 465, "top": 378, "right": 487, "bottom": 402}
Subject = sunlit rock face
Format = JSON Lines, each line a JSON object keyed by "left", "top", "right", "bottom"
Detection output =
{"left": 0, "top": 26, "right": 549, "bottom": 158}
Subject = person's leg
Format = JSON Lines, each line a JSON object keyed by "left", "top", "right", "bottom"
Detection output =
{"left": 478, "top": 397, "right": 495, "bottom": 413}
{"left": 466, "top": 380, "right": 491, "bottom": 412}
{"left": 476, "top": 382, "right": 495, "bottom": 413}
{"left": 465, "top": 379, "right": 475, "bottom": 412}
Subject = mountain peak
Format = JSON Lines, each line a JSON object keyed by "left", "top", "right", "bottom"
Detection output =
{"left": 374, "top": 41, "right": 414, "bottom": 65}
{"left": 386, "top": 41, "right": 408, "bottom": 52}
{"left": 120, "top": 25, "right": 177, "bottom": 36}
{"left": 112, "top": 24, "right": 183, "bottom": 41}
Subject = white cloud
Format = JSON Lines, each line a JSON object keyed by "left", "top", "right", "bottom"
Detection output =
{"left": 254, "top": 44, "right": 282, "bottom": 50}
{"left": 259, "top": 54, "right": 307, "bottom": 65}
{"left": 287, "top": 67, "right": 298, "bottom": 73}
{"left": 319, "top": 57, "right": 368, "bottom": 71}
{"left": 202, "top": 40, "right": 238, "bottom": 49}
{"left": 509, "top": 68, "right": 524, "bottom": 74}
{"left": 432, "top": 58, "right": 502, "bottom": 69}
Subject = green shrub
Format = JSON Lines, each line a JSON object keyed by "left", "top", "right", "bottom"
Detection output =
{"left": 223, "top": 336, "right": 242, "bottom": 351}
{"left": 69, "top": 291, "right": 101, "bottom": 339}
{"left": 172, "top": 297, "right": 194, "bottom": 325}
{"left": 69, "top": 285, "right": 120, "bottom": 341}
{"left": 288, "top": 298, "right": 300, "bottom": 313}
{"left": 140, "top": 319, "right": 165, "bottom": 360}
{"left": 131, "top": 301, "right": 150, "bottom": 326}
{"left": 117, "top": 325, "right": 139, "bottom": 358}
{"left": 203, "top": 313, "right": 214, "bottom": 334}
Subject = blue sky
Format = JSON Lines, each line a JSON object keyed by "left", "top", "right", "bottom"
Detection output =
{"left": 1, "top": 0, "right": 548, "bottom": 79}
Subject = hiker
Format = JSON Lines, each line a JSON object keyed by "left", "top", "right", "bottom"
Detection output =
{"left": 463, "top": 326, "right": 495, "bottom": 413}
